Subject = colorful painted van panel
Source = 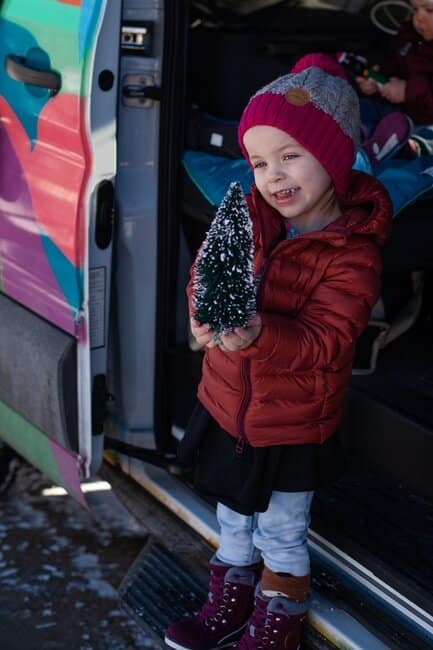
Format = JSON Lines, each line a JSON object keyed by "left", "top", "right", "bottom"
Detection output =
{"left": 0, "top": 399, "right": 87, "bottom": 508}
{"left": 0, "top": 0, "right": 104, "bottom": 336}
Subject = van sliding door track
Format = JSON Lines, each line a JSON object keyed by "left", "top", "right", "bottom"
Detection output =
{"left": 309, "top": 528, "right": 433, "bottom": 644}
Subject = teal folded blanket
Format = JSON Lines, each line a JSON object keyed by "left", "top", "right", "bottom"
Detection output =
{"left": 183, "top": 149, "right": 433, "bottom": 218}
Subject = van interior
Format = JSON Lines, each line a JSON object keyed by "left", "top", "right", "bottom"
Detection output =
{"left": 143, "top": 0, "right": 433, "bottom": 636}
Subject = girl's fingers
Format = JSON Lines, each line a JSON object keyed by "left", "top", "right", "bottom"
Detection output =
{"left": 223, "top": 331, "right": 252, "bottom": 349}
{"left": 234, "top": 316, "right": 261, "bottom": 337}
{"left": 191, "top": 317, "right": 210, "bottom": 329}
{"left": 247, "top": 314, "right": 262, "bottom": 327}
{"left": 191, "top": 319, "right": 213, "bottom": 337}
{"left": 233, "top": 328, "right": 250, "bottom": 341}
{"left": 191, "top": 317, "right": 262, "bottom": 351}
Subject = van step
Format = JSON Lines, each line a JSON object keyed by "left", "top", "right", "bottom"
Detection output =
{"left": 119, "top": 541, "right": 207, "bottom": 643}
{"left": 310, "top": 555, "right": 431, "bottom": 649}
{"left": 312, "top": 470, "right": 433, "bottom": 605}
{"left": 118, "top": 537, "right": 335, "bottom": 648}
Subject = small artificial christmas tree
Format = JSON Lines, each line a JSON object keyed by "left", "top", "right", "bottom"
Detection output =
{"left": 193, "top": 181, "right": 256, "bottom": 335}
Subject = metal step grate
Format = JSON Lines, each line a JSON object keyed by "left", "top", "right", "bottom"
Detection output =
{"left": 119, "top": 540, "right": 208, "bottom": 640}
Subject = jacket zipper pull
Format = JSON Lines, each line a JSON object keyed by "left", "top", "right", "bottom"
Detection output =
{"left": 235, "top": 437, "right": 245, "bottom": 454}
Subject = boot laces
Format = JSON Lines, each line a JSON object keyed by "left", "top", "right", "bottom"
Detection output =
{"left": 197, "top": 571, "right": 239, "bottom": 628}
{"left": 259, "top": 610, "right": 305, "bottom": 649}
{"left": 259, "top": 612, "right": 281, "bottom": 648}
{"left": 235, "top": 594, "right": 268, "bottom": 649}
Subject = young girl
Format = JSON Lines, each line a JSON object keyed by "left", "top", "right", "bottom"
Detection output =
{"left": 165, "top": 54, "right": 392, "bottom": 650}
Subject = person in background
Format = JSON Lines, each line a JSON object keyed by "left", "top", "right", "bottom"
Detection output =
{"left": 164, "top": 54, "right": 392, "bottom": 650}
{"left": 356, "top": 0, "right": 433, "bottom": 165}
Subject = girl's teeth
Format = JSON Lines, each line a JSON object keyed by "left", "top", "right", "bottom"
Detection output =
{"left": 276, "top": 188, "right": 296, "bottom": 198}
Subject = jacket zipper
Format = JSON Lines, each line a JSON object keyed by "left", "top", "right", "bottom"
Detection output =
{"left": 234, "top": 229, "right": 291, "bottom": 453}
{"left": 235, "top": 357, "right": 251, "bottom": 454}
{"left": 234, "top": 257, "right": 271, "bottom": 454}
{"left": 233, "top": 215, "right": 345, "bottom": 452}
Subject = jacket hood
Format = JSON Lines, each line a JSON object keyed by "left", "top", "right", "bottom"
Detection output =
{"left": 326, "top": 170, "right": 392, "bottom": 246}
{"left": 249, "top": 169, "right": 392, "bottom": 255}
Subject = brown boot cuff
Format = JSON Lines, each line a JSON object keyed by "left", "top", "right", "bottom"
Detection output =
{"left": 261, "top": 566, "right": 310, "bottom": 602}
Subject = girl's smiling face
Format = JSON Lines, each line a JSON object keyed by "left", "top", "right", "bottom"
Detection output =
{"left": 243, "top": 125, "right": 341, "bottom": 233}
{"left": 411, "top": 0, "right": 433, "bottom": 41}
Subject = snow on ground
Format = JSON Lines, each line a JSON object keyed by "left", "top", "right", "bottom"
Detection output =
{"left": 0, "top": 461, "right": 162, "bottom": 649}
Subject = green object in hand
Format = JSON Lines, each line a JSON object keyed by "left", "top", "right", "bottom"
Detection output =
{"left": 365, "top": 69, "right": 389, "bottom": 86}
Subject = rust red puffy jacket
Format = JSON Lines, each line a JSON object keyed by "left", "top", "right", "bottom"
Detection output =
{"left": 188, "top": 171, "right": 392, "bottom": 447}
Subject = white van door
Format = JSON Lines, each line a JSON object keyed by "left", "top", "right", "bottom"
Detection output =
{"left": 0, "top": 0, "right": 122, "bottom": 504}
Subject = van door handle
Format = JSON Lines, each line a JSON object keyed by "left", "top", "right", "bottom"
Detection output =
{"left": 5, "top": 54, "right": 61, "bottom": 94}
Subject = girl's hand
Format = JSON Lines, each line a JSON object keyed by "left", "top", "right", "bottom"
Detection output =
{"left": 218, "top": 315, "right": 262, "bottom": 352}
{"left": 355, "top": 76, "right": 378, "bottom": 96}
{"left": 190, "top": 318, "right": 218, "bottom": 348}
{"left": 379, "top": 77, "right": 406, "bottom": 103}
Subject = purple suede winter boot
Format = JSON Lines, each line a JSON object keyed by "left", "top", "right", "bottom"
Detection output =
{"left": 164, "top": 560, "right": 257, "bottom": 650}
{"left": 361, "top": 112, "right": 413, "bottom": 167}
{"left": 234, "top": 586, "right": 308, "bottom": 650}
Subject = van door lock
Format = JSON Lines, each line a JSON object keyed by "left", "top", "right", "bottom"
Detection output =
{"left": 122, "top": 74, "right": 160, "bottom": 108}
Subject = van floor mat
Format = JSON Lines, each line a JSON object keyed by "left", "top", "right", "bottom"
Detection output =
{"left": 118, "top": 539, "right": 207, "bottom": 643}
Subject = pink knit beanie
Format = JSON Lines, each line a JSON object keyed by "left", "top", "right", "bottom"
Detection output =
{"left": 238, "top": 53, "right": 360, "bottom": 195}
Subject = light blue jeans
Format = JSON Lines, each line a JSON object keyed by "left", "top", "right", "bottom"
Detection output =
{"left": 216, "top": 490, "right": 314, "bottom": 576}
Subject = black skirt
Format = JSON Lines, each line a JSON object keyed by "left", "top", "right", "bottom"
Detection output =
{"left": 177, "top": 402, "right": 346, "bottom": 516}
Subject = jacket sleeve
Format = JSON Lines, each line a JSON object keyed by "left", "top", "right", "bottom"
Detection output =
{"left": 383, "top": 22, "right": 433, "bottom": 118}
{"left": 403, "top": 73, "right": 433, "bottom": 120}
{"left": 240, "top": 243, "right": 382, "bottom": 371}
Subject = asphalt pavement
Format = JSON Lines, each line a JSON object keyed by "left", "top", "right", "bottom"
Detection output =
{"left": 0, "top": 460, "right": 160, "bottom": 650}
{"left": 0, "top": 458, "right": 346, "bottom": 650}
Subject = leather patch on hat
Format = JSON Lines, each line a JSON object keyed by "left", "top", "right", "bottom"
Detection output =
{"left": 285, "top": 88, "right": 310, "bottom": 106}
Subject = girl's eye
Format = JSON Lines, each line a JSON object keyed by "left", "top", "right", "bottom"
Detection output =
{"left": 253, "top": 161, "right": 266, "bottom": 169}
{"left": 283, "top": 153, "right": 299, "bottom": 161}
